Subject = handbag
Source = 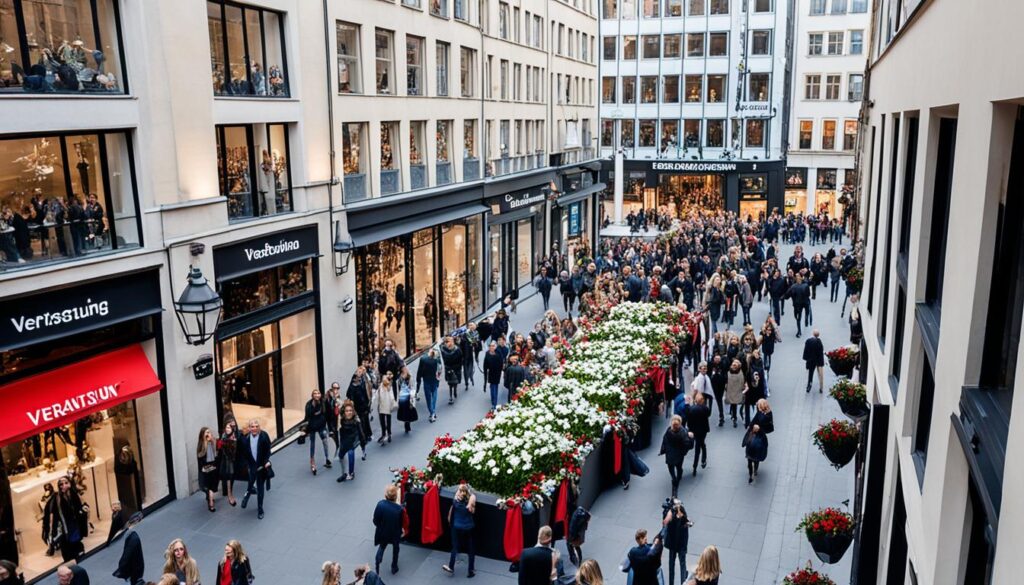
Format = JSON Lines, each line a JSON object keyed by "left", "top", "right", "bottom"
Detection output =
{"left": 741, "top": 428, "right": 753, "bottom": 448}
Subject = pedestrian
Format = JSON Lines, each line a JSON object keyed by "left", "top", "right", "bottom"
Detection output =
{"left": 112, "top": 512, "right": 144, "bottom": 585}
{"left": 55, "top": 564, "right": 88, "bottom": 585}
{"left": 575, "top": 559, "right": 603, "bottom": 585}
{"left": 661, "top": 500, "right": 692, "bottom": 585}
{"left": 416, "top": 348, "right": 441, "bottom": 422}
{"left": 703, "top": 274, "right": 724, "bottom": 334}
{"left": 687, "top": 393, "right": 711, "bottom": 475}
{"left": 688, "top": 545, "right": 722, "bottom": 585}
{"left": 302, "top": 389, "right": 333, "bottom": 475}
{"left": 215, "top": 540, "right": 253, "bottom": 585}
{"left": 784, "top": 274, "right": 811, "bottom": 337}
{"left": 347, "top": 366, "right": 374, "bottom": 448}
{"left": 802, "top": 329, "right": 825, "bottom": 394}
{"left": 43, "top": 476, "right": 88, "bottom": 561}
{"left": 218, "top": 419, "right": 240, "bottom": 507}
{"left": 559, "top": 270, "right": 575, "bottom": 314}
{"left": 372, "top": 485, "right": 404, "bottom": 575}
{"left": 738, "top": 275, "right": 753, "bottom": 326}
{"left": 482, "top": 341, "right": 504, "bottom": 410}
{"left": 536, "top": 270, "right": 553, "bottom": 310}
{"left": 377, "top": 338, "right": 404, "bottom": 390}
{"left": 349, "top": 564, "right": 386, "bottom": 585}
{"left": 519, "top": 527, "right": 556, "bottom": 585}
{"left": 442, "top": 483, "right": 477, "bottom": 577}
{"left": 723, "top": 359, "right": 745, "bottom": 428}
{"left": 162, "top": 539, "right": 200, "bottom": 585}
{"left": 503, "top": 354, "right": 531, "bottom": 402}
{"left": 626, "top": 529, "right": 663, "bottom": 585}
{"left": 758, "top": 317, "right": 780, "bottom": 372}
{"left": 744, "top": 399, "right": 775, "bottom": 484}
{"left": 567, "top": 506, "right": 591, "bottom": 567}
{"left": 708, "top": 355, "right": 727, "bottom": 427}
{"left": 829, "top": 254, "right": 842, "bottom": 302}
{"left": 325, "top": 383, "right": 343, "bottom": 456}
{"left": 196, "top": 426, "right": 219, "bottom": 511}
{"left": 659, "top": 415, "right": 693, "bottom": 497}
{"left": 463, "top": 323, "right": 481, "bottom": 387}
{"left": 240, "top": 419, "right": 272, "bottom": 519}
{"left": 690, "top": 362, "right": 714, "bottom": 420}
{"left": 374, "top": 372, "right": 397, "bottom": 445}
{"left": 321, "top": 561, "right": 341, "bottom": 585}
{"left": 440, "top": 336, "right": 463, "bottom": 404}
{"left": 491, "top": 308, "right": 510, "bottom": 343}
{"left": 742, "top": 371, "right": 766, "bottom": 427}
{"left": 396, "top": 366, "right": 419, "bottom": 434}
{"left": 336, "top": 400, "right": 366, "bottom": 482}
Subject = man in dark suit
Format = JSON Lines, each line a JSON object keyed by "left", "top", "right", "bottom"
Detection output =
{"left": 503, "top": 355, "right": 531, "bottom": 402}
{"left": 112, "top": 512, "right": 144, "bottom": 584}
{"left": 372, "top": 484, "right": 404, "bottom": 575}
{"left": 787, "top": 244, "right": 810, "bottom": 276}
{"left": 627, "top": 528, "right": 663, "bottom": 585}
{"left": 240, "top": 419, "right": 272, "bottom": 519}
{"left": 57, "top": 563, "right": 89, "bottom": 585}
{"left": 518, "top": 526, "right": 555, "bottom": 585}
{"left": 803, "top": 329, "right": 825, "bottom": 394}
{"left": 622, "top": 265, "right": 643, "bottom": 302}
{"left": 784, "top": 274, "right": 811, "bottom": 337}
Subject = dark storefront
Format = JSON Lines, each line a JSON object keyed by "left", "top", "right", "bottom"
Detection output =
{"left": 485, "top": 185, "right": 548, "bottom": 307}
{"left": 0, "top": 270, "right": 172, "bottom": 583}
{"left": 213, "top": 226, "right": 323, "bottom": 441}
{"left": 550, "top": 165, "right": 605, "bottom": 269}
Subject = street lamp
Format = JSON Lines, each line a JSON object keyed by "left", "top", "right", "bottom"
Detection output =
{"left": 334, "top": 223, "right": 354, "bottom": 275}
{"left": 173, "top": 266, "right": 223, "bottom": 345}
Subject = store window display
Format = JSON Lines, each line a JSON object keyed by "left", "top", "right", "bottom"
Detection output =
{"left": 208, "top": 0, "right": 288, "bottom": 97}
{"left": 517, "top": 219, "right": 532, "bottom": 286}
{"left": 215, "top": 123, "right": 292, "bottom": 221}
{"left": 355, "top": 237, "right": 409, "bottom": 362}
{"left": 412, "top": 228, "right": 438, "bottom": 352}
{"left": 441, "top": 223, "right": 467, "bottom": 333}
{"left": 0, "top": 0, "right": 126, "bottom": 94}
{"left": 657, "top": 174, "right": 723, "bottom": 215}
{"left": 0, "top": 131, "right": 140, "bottom": 269}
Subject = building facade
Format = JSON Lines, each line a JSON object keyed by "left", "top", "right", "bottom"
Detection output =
{"left": 0, "top": 0, "right": 598, "bottom": 581}
{"left": 784, "top": 0, "right": 869, "bottom": 218}
{"left": 598, "top": 0, "right": 790, "bottom": 222}
{"left": 852, "top": 1, "right": 1024, "bottom": 584}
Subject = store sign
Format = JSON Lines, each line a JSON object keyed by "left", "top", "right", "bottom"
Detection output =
{"left": 214, "top": 225, "right": 319, "bottom": 281}
{"left": 568, "top": 203, "right": 582, "bottom": 237}
{"left": 0, "top": 271, "right": 161, "bottom": 352}
{"left": 490, "top": 189, "right": 546, "bottom": 214}
{"left": 651, "top": 162, "right": 738, "bottom": 172}
{"left": 737, "top": 103, "right": 771, "bottom": 112}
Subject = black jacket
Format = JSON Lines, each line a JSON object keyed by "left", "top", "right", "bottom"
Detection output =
{"left": 240, "top": 431, "right": 271, "bottom": 471}
{"left": 785, "top": 282, "right": 811, "bottom": 308}
{"left": 303, "top": 398, "right": 327, "bottom": 432}
{"left": 338, "top": 416, "right": 365, "bottom": 453}
{"left": 518, "top": 546, "right": 554, "bottom": 585}
{"left": 503, "top": 364, "right": 531, "bottom": 396}
{"left": 803, "top": 337, "right": 825, "bottom": 367}
{"left": 687, "top": 403, "right": 712, "bottom": 435}
{"left": 113, "top": 530, "right": 143, "bottom": 583}
{"left": 627, "top": 542, "right": 663, "bottom": 585}
{"left": 416, "top": 355, "right": 440, "bottom": 389}
{"left": 372, "top": 499, "right": 404, "bottom": 545}
{"left": 440, "top": 344, "right": 463, "bottom": 370}
{"left": 215, "top": 557, "right": 253, "bottom": 585}
{"left": 483, "top": 351, "right": 504, "bottom": 384}
{"left": 378, "top": 349, "right": 403, "bottom": 380}
{"left": 347, "top": 376, "right": 372, "bottom": 413}
{"left": 491, "top": 315, "right": 510, "bottom": 341}
{"left": 536, "top": 276, "right": 553, "bottom": 296}
{"left": 660, "top": 427, "right": 691, "bottom": 466}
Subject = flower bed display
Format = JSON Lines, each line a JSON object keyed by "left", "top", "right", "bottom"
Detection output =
{"left": 812, "top": 419, "right": 860, "bottom": 469}
{"left": 826, "top": 345, "right": 859, "bottom": 377}
{"left": 783, "top": 563, "right": 837, "bottom": 585}
{"left": 797, "top": 507, "right": 854, "bottom": 564}
{"left": 829, "top": 379, "right": 869, "bottom": 420}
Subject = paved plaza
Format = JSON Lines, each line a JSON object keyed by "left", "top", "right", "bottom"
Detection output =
{"left": 43, "top": 240, "right": 855, "bottom": 585}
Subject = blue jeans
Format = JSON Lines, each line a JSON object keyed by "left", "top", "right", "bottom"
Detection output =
{"left": 422, "top": 380, "right": 438, "bottom": 416}
{"left": 308, "top": 427, "right": 329, "bottom": 459}
{"left": 341, "top": 448, "right": 356, "bottom": 474}
{"left": 448, "top": 528, "right": 475, "bottom": 573}
{"left": 488, "top": 383, "right": 499, "bottom": 409}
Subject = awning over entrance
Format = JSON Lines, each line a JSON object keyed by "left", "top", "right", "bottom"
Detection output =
{"left": 556, "top": 183, "right": 606, "bottom": 206}
{"left": 0, "top": 345, "right": 162, "bottom": 445}
{"left": 347, "top": 203, "right": 490, "bottom": 247}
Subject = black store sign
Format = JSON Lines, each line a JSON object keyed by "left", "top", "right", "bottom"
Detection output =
{"left": 0, "top": 270, "right": 162, "bottom": 351}
{"left": 489, "top": 188, "right": 548, "bottom": 215}
{"left": 214, "top": 225, "right": 319, "bottom": 282}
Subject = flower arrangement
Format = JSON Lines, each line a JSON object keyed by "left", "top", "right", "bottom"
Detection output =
{"left": 782, "top": 563, "right": 837, "bottom": 585}
{"left": 812, "top": 419, "right": 860, "bottom": 469}
{"left": 828, "top": 379, "right": 866, "bottom": 403}
{"left": 846, "top": 266, "right": 864, "bottom": 293}
{"left": 826, "top": 345, "right": 859, "bottom": 377}
{"left": 796, "top": 508, "right": 854, "bottom": 539}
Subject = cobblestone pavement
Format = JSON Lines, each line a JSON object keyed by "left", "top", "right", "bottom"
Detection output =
{"left": 41, "top": 240, "right": 855, "bottom": 585}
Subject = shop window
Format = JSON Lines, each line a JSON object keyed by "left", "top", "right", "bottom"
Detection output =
{"left": 686, "top": 33, "right": 704, "bottom": 57}
{"left": 412, "top": 228, "right": 438, "bottom": 352}
{"left": 220, "top": 259, "right": 312, "bottom": 320}
{"left": 642, "top": 34, "right": 659, "bottom": 58}
{"left": 622, "top": 76, "right": 635, "bottom": 104}
{"left": 831, "top": 0, "right": 847, "bottom": 13}
{"left": 663, "top": 75, "right": 679, "bottom": 103}
{"left": 466, "top": 215, "right": 483, "bottom": 317}
{"left": 827, "top": 31, "right": 844, "bottom": 55}
{"left": 817, "top": 168, "right": 837, "bottom": 190}
{"left": 622, "top": 35, "right": 637, "bottom": 59}
{"left": 431, "top": 0, "right": 448, "bottom": 17}
{"left": 799, "top": 120, "right": 813, "bottom": 149}
{"left": 409, "top": 121, "right": 427, "bottom": 189}
{"left": 643, "top": 0, "right": 659, "bottom": 18}
{"left": 912, "top": 351, "right": 935, "bottom": 474}
{"left": 516, "top": 219, "right": 532, "bottom": 287}
{"left": 441, "top": 222, "right": 468, "bottom": 331}
{"left": 706, "top": 119, "right": 724, "bottom": 148}
{"left": 1, "top": 0, "right": 126, "bottom": 94}
{"left": 640, "top": 76, "right": 657, "bottom": 103}
{"left": 682, "top": 74, "right": 701, "bottom": 103}
{"left": 379, "top": 121, "right": 401, "bottom": 195}
{"left": 683, "top": 120, "right": 700, "bottom": 148}
{"left": 745, "top": 119, "right": 764, "bottom": 148}
{"left": 850, "top": 30, "right": 864, "bottom": 55}
{"left": 660, "top": 120, "right": 678, "bottom": 152}
{"left": 663, "top": 34, "right": 681, "bottom": 58}
{"left": 601, "top": 119, "right": 614, "bottom": 147}
{"left": 342, "top": 122, "right": 368, "bottom": 201}
{"left": 688, "top": 0, "right": 703, "bottom": 16}
{"left": 603, "top": 0, "right": 617, "bottom": 18}
{"left": 825, "top": 74, "right": 840, "bottom": 100}
{"left": 355, "top": 238, "right": 409, "bottom": 361}
{"left": 638, "top": 119, "right": 655, "bottom": 147}
{"left": 406, "top": 35, "right": 424, "bottom": 96}
{"left": 437, "top": 120, "right": 453, "bottom": 184}
{"left": 216, "top": 123, "right": 292, "bottom": 220}
{"left": 848, "top": 73, "right": 863, "bottom": 101}
{"left": 436, "top": 42, "right": 449, "bottom": 96}
{"left": 751, "top": 30, "right": 771, "bottom": 55}
{"left": 753, "top": 0, "right": 771, "bottom": 11}
{"left": 822, "top": 119, "right": 836, "bottom": 150}
{"left": 375, "top": 29, "right": 394, "bottom": 95}
{"left": 710, "top": 0, "right": 728, "bottom": 14}
{"left": 337, "top": 21, "right": 362, "bottom": 93}
{"left": 786, "top": 168, "right": 807, "bottom": 189}
{"left": 208, "top": 0, "right": 287, "bottom": 97}
{"left": 843, "top": 120, "right": 857, "bottom": 150}
{"left": 748, "top": 73, "right": 769, "bottom": 101}
{"left": 808, "top": 33, "right": 823, "bottom": 56}
{"left": 464, "top": 119, "right": 478, "bottom": 178}
{"left": 601, "top": 76, "right": 616, "bottom": 103}
{"left": 706, "top": 74, "right": 724, "bottom": 102}
{"left": 665, "top": 0, "right": 682, "bottom": 16}
{"left": 621, "top": 119, "right": 635, "bottom": 148}
{"left": 708, "top": 32, "right": 727, "bottom": 56}
{"left": 805, "top": 74, "right": 820, "bottom": 99}
{"left": 460, "top": 46, "right": 475, "bottom": 97}
{"left": 0, "top": 131, "right": 142, "bottom": 269}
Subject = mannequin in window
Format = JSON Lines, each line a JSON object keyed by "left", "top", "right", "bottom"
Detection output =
{"left": 114, "top": 446, "right": 142, "bottom": 514}
{"left": 260, "top": 149, "right": 276, "bottom": 216}
{"left": 251, "top": 62, "right": 266, "bottom": 95}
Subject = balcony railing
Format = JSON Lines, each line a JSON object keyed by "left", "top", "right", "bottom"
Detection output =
{"left": 344, "top": 173, "right": 368, "bottom": 202}
{"left": 464, "top": 157, "right": 480, "bottom": 181}
{"left": 487, "top": 152, "right": 547, "bottom": 177}
{"left": 436, "top": 161, "right": 452, "bottom": 185}
{"left": 380, "top": 168, "right": 401, "bottom": 196}
{"left": 410, "top": 164, "right": 427, "bottom": 190}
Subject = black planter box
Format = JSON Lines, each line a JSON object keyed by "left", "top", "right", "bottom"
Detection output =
{"left": 820, "top": 441, "right": 858, "bottom": 469}
{"left": 808, "top": 532, "right": 853, "bottom": 564}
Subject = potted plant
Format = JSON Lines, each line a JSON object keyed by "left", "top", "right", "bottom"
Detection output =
{"left": 826, "top": 345, "right": 859, "bottom": 378}
{"left": 846, "top": 266, "right": 863, "bottom": 294}
{"left": 829, "top": 379, "right": 869, "bottom": 420}
{"left": 796, "top": 508, "right": 854, "bottom": 564}
{"left": 783, "top": 562, "right": 837, "bottom": 585}
{"left": 812, "top": 419, "right": 860, "bottom": 469}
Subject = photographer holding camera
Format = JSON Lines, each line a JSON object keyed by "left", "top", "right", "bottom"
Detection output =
{"left": 661, "top": 499, "right": 693, "bottom": 585}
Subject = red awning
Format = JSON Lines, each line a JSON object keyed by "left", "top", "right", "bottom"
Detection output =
{"left": 0, "top": 344, "right": 163, "bottom": 445}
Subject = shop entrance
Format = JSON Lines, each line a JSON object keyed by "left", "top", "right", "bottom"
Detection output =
{"left": 657, "top": 174, "right": 725, "bottom": 216}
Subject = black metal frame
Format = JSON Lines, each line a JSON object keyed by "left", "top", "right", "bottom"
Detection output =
{"left": 215, "top": 123, "right": 294, "bottom": 221}
{"left": 207, "top": 0, "right": 290, "bottom": 98}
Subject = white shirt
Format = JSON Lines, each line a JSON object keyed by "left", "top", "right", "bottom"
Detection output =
{"left": 249, "top": 433, "right": 260, "bottom": 462}
{"left": 692, "top": 373, "right": 713, "bottom": 395}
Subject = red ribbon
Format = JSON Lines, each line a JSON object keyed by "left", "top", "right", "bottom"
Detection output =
{"left": 421, "top": 482, "right": 443, "bottom": 544}
{"left": 649, "top": 367, "right": 667, "bottom": 395}
{"left": 553, "top": 479, "right": 569, "bottom": 540}
{"left": 503, "top": 504, "right": 524, "bottom": 561}
{"left": 613, "top": 433, "right": 622, "bottom": 474}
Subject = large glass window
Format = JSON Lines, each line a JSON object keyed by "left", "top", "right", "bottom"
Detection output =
{"left": 848, "top": 73, "right": 863, "bottom": 100}
{"left": 844, "top": 119, "right": 858, "bottom": 150}
{"left": 603, "top": 0, "right": 617, "bottom": 18}
{"left": 688, "top": 0, "right": 704, "bottom": 15}
{"left": 708, "top": 32, "right": 727, "bottom": 56}
{"left": 746, "top": 119, "right": 765, "bottom": 148}
{"left": 603, "top": 36, "right": 616, "bottom": 60}
{"left": 748, "top": 73, "right": 769, "bottom": 101}
{"left": 622, "top": 76, "right": 635, "bottom": 104}
{"left": 412, "top": 228, "right": 437, "bottom": 352}
{"left": 660, "top": 120, "right": 678, "bottom": 152}
{"left": 640, "top": 76, "right": 657, "bottom": 103}
{"left": 337, "top": 21, "right": 361, "bottom": 93}
{"left": 410, "top": 120, "right": 426, "bottom": 189}
{"left": 380, "top": 121, "right": 401, "bottom": 195}
{"left": 663, "top": 75, "right": 679, "bottom": 103}
{"left": 375, "top": 29, "right": 394, "bottom": 95}
{"left": 825, "top": 74, "right": 840, "bottom": 99}
{"left": 706, "top": 74, "right": 724, "bottom": 102}
{"left": 683, "top": 120, "right": 700, "bottom": 148}
{"left": 355, "top": 238, "right": 408, "bottom": 360}
{"left": 799, "top": 119, "right": 813, "bottom": 149}
{"left": 808, "top": 33, "right": 823, "bottom": 55}
{"left": 621, "top": 119, "right": 635, "bottom": 148}
{"left": 827, "top": 31, "right": 844, "bottom": 55}
{"left": 441, "top": 222, "right": 467, "bottom": 332}
{"left": 622, "top": 35, "right": 637, "bottom": 59}
{"left": 460, "top": 46, "right": 474, "bottom": 97}
{"left": 663, "top": 34, "right": 681, "bottom": 58}
{"left": 0, "top": 131, "right": 141, "bottom": 269}
{"left": 822, "top": 119, "right": 836, "bottom": 150}
{"left": 849, "top": 30, "right": 864, "bottom": 55}
{"left": 516, "top": 220, "right": 532, "bottom": 287}
{"left": 706, "top": 119, "right": 724, "bottom": 147}
{"left": 709, "top": 0, "right": 728, "bottom": 13}
{"left": 216, "top": 123, "right": 292, "bottom": 220}
{"left": 686, "top": 33, "right": 704, "bottom": 57}
{"left": 1, "top": 0, "right": 125, "bottom": 94}
{"left": 642, "top": 34, "right": 659, "bottom": 58}
{"left": 684, "top": 74, "right": 701, "bottom": 102}
{"left": 406, "top": 35, "right": 424, "bottom": 96}
{"left": 805, "top": 74, "right": 820, "bottom": 99}
{"left": 602, "top": 76, "right": 616, "bottom": 103}
{"left": 752, "top": 30, "right": 771, "bottom": 55}
{"left": 639, "top": 119, "right": 656, "bottom": 147}
{"left": 665, "top": 0, "right": 682, "bottom": 16}
{"left": 208, "top": 0, "right": 287, "bottom": 97}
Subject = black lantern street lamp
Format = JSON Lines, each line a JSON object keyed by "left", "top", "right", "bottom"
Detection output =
{"left": 334, "top": 224, "right": 354, "bottom": 275}
{"left": 173, "top": 266, "right": 223, "bottom": 345}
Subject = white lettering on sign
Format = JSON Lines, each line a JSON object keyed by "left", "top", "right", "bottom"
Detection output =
{"left": 651, "top": 162, "right": 738, "bottom": 172}
{"left": 26, "top": 383, "right": 120, "bottom": 427}
{"left": 244, "top": 239, "right": 302, "bottom": 262}
{"left": 504, "top": 192, "right": 546, "bottom": 210}
{"left": 737, "top": 103, "right": 771, "bottom": 112}
{"left": 10, "top": 299, "right": 110, "bottom": 334}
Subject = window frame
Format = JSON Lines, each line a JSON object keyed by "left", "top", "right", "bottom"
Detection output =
{"left": 808, "top": 32, "right": 823, "bottom": 56}
{"left": 436, "top": 41, "right": 450, "bottom": 96}
{"left": 804, "top": 74, "right": 821, "bottom": 100}
{"left": 406, "top": 35, "right": 425, "bottom": 96}
{"left": 209, "top": 0, "right": 290, "bottom": 98}
{"left": 375, "top": 28, "right": 396, "bottom": 95}
{"left": 751, "top": 30, "right": 772, "bottom": 55}
{"left": 824, "top": 74, "right": 841, "bottom": 100}
{"left": 337, "top": 21, "right": 362, "bottom": 94}
{"left": 216, "top": 123, "right": 294, "bottom": 220}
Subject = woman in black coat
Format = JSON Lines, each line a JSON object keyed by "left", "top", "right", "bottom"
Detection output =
{"left": 336, "top": 400, "right": 367, "bottom": 482}
{"left": 759, "top": 317, "right": 780, "bottom": 371}
{"left": 439, "top": 336, "right": 463, "bottom": 404}
{"left": 216, "top": 539, "right": 253, "bottom": 585}
{"left": 742, "top": 371, "right": 766, "bottom": 428}
{"left": 745, "top": 399, "right": 775, "bottom": 484}
{"left": 302, "top": 389, "right": 332, "bottom": 475}
{"left": 42, "top": 476, "right": 89, "bottom": 561}
{"left": 661, "top": 500, "right": 692, "bottom": 585}
{"left": 490, "top": 309, "right": 509, "bottom": 342}
{"left": 659, "top": 415, "right": 693, "bottom": 497}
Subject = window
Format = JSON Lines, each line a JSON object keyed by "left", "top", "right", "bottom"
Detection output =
{"left": 455, "top": 0, "right": 467, "bottom": 19}
{"left": 752, "top": 30, "right": 771, "bottom": 55}
{"left": 603, "top": 0, "right": 617, "bottom": 18}
{"left": 848, "top": 73, "right": 864, "bottom": 100}
{"left": 827, "top": 32, "right": 844, "bottom": 55}
{"left": 643, "top": 0, "right": 659, "bottom": 17}
{"left": 217, "top": 124, "right": 292, "bottom": 219}
{"left": 661, "top": 121, "right": 679, "bottom": 151}
{"left": 686, "top": 33, "right": 704, "bottom": 57}
{"left": 707, "top": 75, "right": 725, "bottom": 102}
{"left": 810, "top": 0, "right": 825, "bottom": 14}
{"left": 513, "top": 63, "right": 521, "bottom": 99}
{"left": 879, "top": 116, "right": 902, "bottom": 341}
{"left": 436, "top": 121, "right": 453, "bottom": 179}
{"left": 0, "top": 132, "right": 140, "bottom": 267}
{"left": 640, "top": 76, "right": 657, "bottom": 103}
{"left": 665, "top": 0, "right": 682, "bottom": 16}
{"left": 483, "top": 55, "right": 491, "bottom": 99}
{"left": 375, "top": 29, "right": 395, "bottom": 94}
{"left": 622, "top": 0, "right": 636, "bottom": 18}
{"left": 925, "top": 118, "right": 956, "bottom": 310}
{"left": 623, "top": 35, "right": 637, "bottom": 59}
{"left": 822, "top": 119, "right": 836, "bottom": 150}
{"left": 436, "top": 42, "right": 450, "bottom": 96}
{"left": 621, "top": 119, "right": 635, "bottom": 147}
{"left": 753, "top": 0, "right": 771, "bottom": 12}
{"left": 642, "top": 35, "right": 660, "bottom": 58}
{"left": 844, "top": 120, "right": 857, "bottom": 150}
{"left": 804, "top": 74, "right": 821, "bottom": 99}
{"left": 410, "top": 120, "right": 426, "bottom": 172}
{"left": 601, "top": 120, "right": 614, "bottom": 147}
{"left": 825, "top": 74, "right": 841, "bottom": 99}
{"left": 602, "top": 76, "right": 616, "bottom": 103}
{"left": 913, "top": 354, "right": 935, "bottom": 467}
{"left": 808, "top": 33, "right": 823, "bottom": 55}
{"left": 683, "top": 120, "right": 700, "bottom": 148}
{"left": 639, "top": 120, "right": 656, "bottom": 147}
{"left": 682, "top": 74, "right": 701, "bottom": 102}
{"left": 604, "top": 36, "right": 617, "bottom": 60}
{"left": 891, "top": 285, "right": 907, "bottom": 381}
{"left": 688, "top": 0, "right": 704, "bottom": 15}
{"left": 513, "top": 7, "right": 521, "bottom": 42}
{"left": 746, "top": 119, "right": 765, "bottom": 147}
{"left": 664, "top": 34, "right": 682, "bottom": 58}
{"left": 831, "top": 0, "right": 847, "bottom": 13}
{"left": 850, "top": 30, "right": 864, "bottom": 55}
{"left": 622, "top": 76, "right": 636, "bottom": 103}
{"left": 379, "top": 121, "right": 401, "bottom": 194}
{"left": 710, "top": 0, "right": 728, "bottom": 14}
{"left": 337, "top": 22, "right": 361, "bottom": 94}
{"left": 851, "top": 0, "right": 867, "bottom": 12}
{"left": 460, "top": 46, "right": 475, "bottom": 97}
{"left": 406, "top": 36, "right": 424, "bottom": 95}
{"left": 209, "top": 1, "right": 287, "bottom": 97}
{"left": 708, "top": 32, "right": 728, "bottom": 56}
{"left": 431, "top": 0, "right": 448, "bottom": 17}
{"left": 663, "top": 75, "right": 679, "bottom": 102}
{"left": 498, "top": 2, "right": 509, "bottom": 39}
{"left": 706, "top": 119, "right": 724, "bottom": 147}
{"left": 403, "top": 0, "right": 421, "bottom": 8}
{"left": 799, "top": 120, "right": 813, "bottom": 149}
{"left": 897, "top": 117, "right": 919, "bottom": 257}
{"left": 342, "top": 122, "right": 367, "bottom": 196}
{"left": 748, "top": 73, "right": 769, "bottom": 101}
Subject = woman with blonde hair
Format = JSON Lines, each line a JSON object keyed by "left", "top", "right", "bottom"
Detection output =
{"left": 163, "top": 538, "right": 200, "bottom": 585}
{"left": 197, "top": 427, "right": 219, "bottom": 512}
{"left": 688, "top": 545, "right": 721, "bottom": 585}
{"left": 374, "top": 372, "right": 397, "bottom": 445}
{"left": 320, "top": 561, "right": 341, "bottom": 585}
{"left": 216, "top": 539, "right": 253, "bottom": 585}
{"left": 576, "top": 558, "right": 604, "bottom": 585}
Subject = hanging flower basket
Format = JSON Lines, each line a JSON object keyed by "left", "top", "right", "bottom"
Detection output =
{"left": 796, "top": 508, "right": 854, "bottom": 564}
{"left": 783, "top": 562, "right": 837, "bottom": 585}
{"left": 846, "top": 267, "right": 864, "bottom": 294}
{"left": 813, "top": 419, "right": 860, "bottom": 469}
{"left": 829, "top": 380, "right": 869, "bottom": 421}
{"left": 826, "top": 345, "right": 859, "bottom": 377}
